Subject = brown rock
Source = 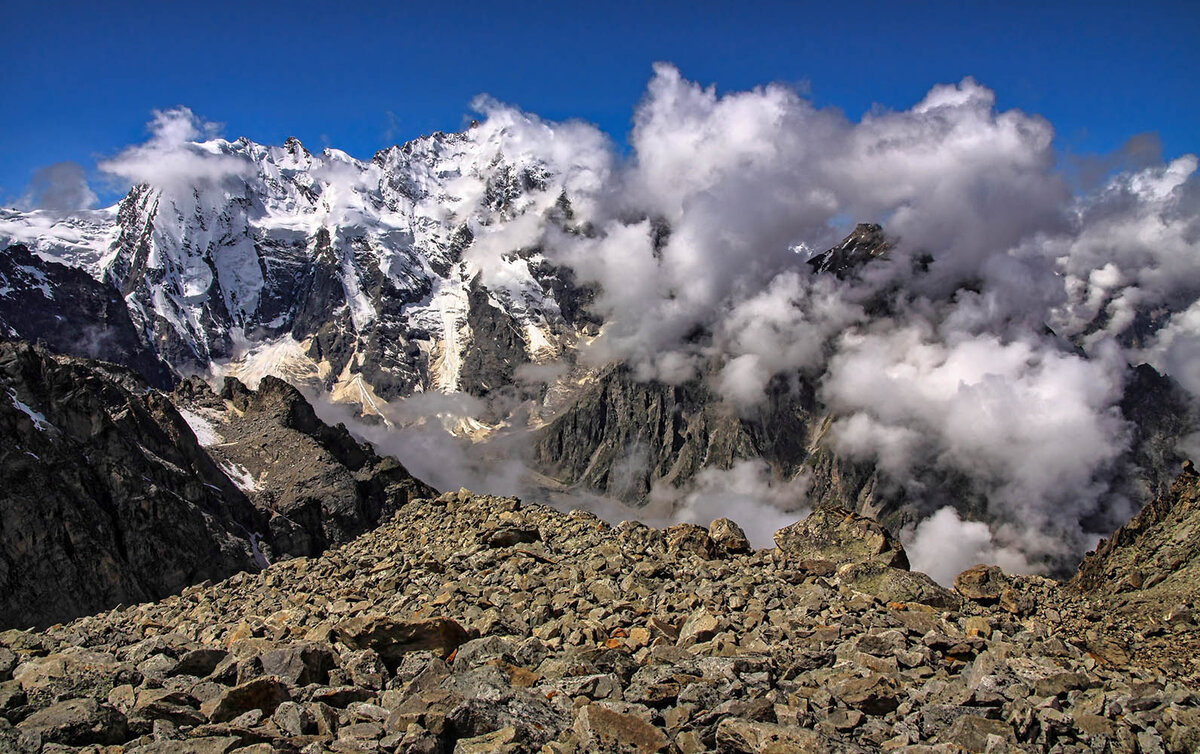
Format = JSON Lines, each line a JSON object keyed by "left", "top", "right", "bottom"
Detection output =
{"left": 16, "top": 697, "right": 128, "bottom": 746}
{"left": 945, "top": 715, "right": 1016, "bottom": 752}
{"left": 709, "top": 518, "right": 751, "bottom": 554}
{"left": 953, "top": 565, "right": 1008, "bottom": 603}
{"left": 258, "top": 642, "right": 338, "bottom": 686}
{"left": 833, "top": 674, "right": 901, "bottom": 716}
{"left": 667, "top": 524, "right": 717, "bottom": 559}
{"left": 715, "top": 717, "right": 869, "bottom": 752}
{"left": 840, "top": 562, "right": 960, "bottom": 609}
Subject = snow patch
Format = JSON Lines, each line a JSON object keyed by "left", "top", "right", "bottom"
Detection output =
{"left": 220, "top": 459, "right": 259, "bottom": 493}
{"left": 178, "top": 407, "right": 223, "bottom": 446}
{"left": 8, "top": 389, "right": 51, "bottom": 431}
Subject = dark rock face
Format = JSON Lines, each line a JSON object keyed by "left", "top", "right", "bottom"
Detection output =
{"left": 0, "top": 341, "right": 262, "bottom": 629}
{"left": 177, "top": 375, "right": 436, "bottom": 556}
{"left": 1118, "top": 363, "right": 1194, "bottom": 500}
{"left": 459, "top": 276, "right": 531, "bottom": 398}
{"left": 532, "top": 366, "right": 822, "bottom": 503}
{"left": 806, "top": 223, "right": 892, "bottom": 278}
{"left": 0, "top": 244, "right": 172, "bottom": 388}
{"left": 0, "top": 343, "right": 435, "bottom": 630}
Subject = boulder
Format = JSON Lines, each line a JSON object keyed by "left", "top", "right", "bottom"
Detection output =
{"left": 200, "top": 677, "right": 291, "bottom": 723}
{"left": 573, "top": 703, "right": 669, "bottom": 753}
{"left": 258, "top": 642, "right": 338, "bottom": 686}
{"left": 715, "top": 717, "right": 869, "bottom": 752}
{"left": 709, "top": 518, "right": 751, "bottom": 555}
{"left": 954, "top": 564, "right": 1008, "bottom": 603}
{"left": 666, "top": 524, "right": 717, "bottom": 559}
{"left": 16, "top": 697, "right": 128, "bottom": 746}
{"left": 840, "top": 562, "right": 960, "bottom": 609}
{"left": 334, "top": 616, "right": 470, "bottom": 669}
{"left": 773, "top": 507, "right": 908, "bottom": 569}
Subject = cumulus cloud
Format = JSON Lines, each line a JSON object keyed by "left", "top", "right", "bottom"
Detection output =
{"left": 904, "top": 507, "right": 1034, "bottom": 586}
{"left": 822, "top": 325, "right": 1133, "bottom": 564}
{"left": 18, "top": 162, "right": 97, "bottom": 212}
{"left": 649, "top": 460, "right": 811, "bottom": 549}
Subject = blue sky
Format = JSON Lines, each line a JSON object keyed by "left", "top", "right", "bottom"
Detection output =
{"left": 3, "top": 0, "right": 1197, "bottom": 206}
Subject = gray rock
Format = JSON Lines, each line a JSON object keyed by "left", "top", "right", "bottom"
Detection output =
{"left": 573, "top": 703, "right": 669, "bottom": 752}
{"left": 333, "top": 615, "right": 470, "bottom": 669}
{"left": 16, "top": 697, "right": 128, "bottom": 746}
{"left": 773, "top": 507, "right": 909, "bottom": 569}
{"left": 200, "top": 676, "right": 291, "bottom": 723}
{"left": 709, "top": 518, "right": 751, "bottom": 555}
{"left": 259, "top": 642, "right": 338, "bottom": 686}
{"left": 954, "top": 565, "right": 1008, "bottom": 603}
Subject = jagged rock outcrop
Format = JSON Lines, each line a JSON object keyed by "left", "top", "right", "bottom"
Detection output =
{"left": 173, "top": 376, "right": 435, "bottom": 557}
{"left": 0, "top": 344, "right": 435, "bottom": 630}
{"left": 0, "top": 245, "right": 172, "bottom": 388}
{"left": 1063, "top": 460, "right": 1200, "bottom": 678}
{"left": 532, "top": 366, "right": 824, "bottom": 503}
{"left": 806, "top": 222, "right": 892, "bottom": 278}
{"left": 0, "top": 493, "right": 1196, "bottom": 753}
{"left": 0, "top": 342, "right": 262, "bottom": 629}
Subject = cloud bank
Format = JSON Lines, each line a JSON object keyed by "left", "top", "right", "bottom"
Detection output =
{"left": 456, "top": 65, "right": 1198, "bottom": 580}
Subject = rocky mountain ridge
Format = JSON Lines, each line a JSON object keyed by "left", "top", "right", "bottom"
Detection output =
{"left": 0, "top": 341, "right": 431, "bottom": 630}
{"left": 0, "top": 465, "right": 1196, "bottom": 753}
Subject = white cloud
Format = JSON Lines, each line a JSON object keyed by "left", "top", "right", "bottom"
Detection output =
{"left": 905, "top": 506, "right": 1034, "bottom": 586}
{"left": 98, "top": 107, "right": 253, "bottom": 196}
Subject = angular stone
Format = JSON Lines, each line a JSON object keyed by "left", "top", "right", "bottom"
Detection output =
{"left": 16, "top": 697, "right": 128, "bottom": 746}
{"left": 945, "top": 715, "right": 1016, "bottom": 752}
{"left": 678, "top": 607, "right": 722, "bottom": 645}
{"left": 833, "top": 673, "right": 901, "bottom": 716}
{"left": 454, "top": 725, "right": 519, "bottom": 753}
{"left": 310, "top": 685, "right": 376, "bottom": 708}
{"left": 963, "top": 616, "right": 991, "bottom": 639}
{"left": 130, "top": 688, "right": 206, "bottom": 729}
{"left": 715, "top": 718, "right": 869, "bottom": 752}
{"left": 123, "top": 737, "right": 241, "bottom": 753}
{"left": 574, "top": 703, "right": 669, "bottom": 753}
{"left": 483, "top": 526, "right": 541, "bottom": 548}
{"left": 271, "top": 700, "right": 311, "bottom": 737}
{"left": 200, "top": 677, "right": 291, "bottom": 723}
{"left": 839, "top": 562, "right": 959, "bottom": 609}
{"left": 333, "top": 616, "right": 470, "bottom": 669}
{"left": 259, "top": 642, "right": 338, "bottom": 686}
{"left": 773, "top": 508, "right": 908, "bottom": 569}
{"left": 343, "top": 649, "right": 389, "bottom": 690}
{"left": 709, "top": 518, "right": 751, "bottom": 555}
{"left": 13, "top": 648, "right": 141, "bottom": 706}
{"left": 954, "top": 565, "right": 1008, "bottom": 603}
{"left": 667, "top": 524, "right": 717, "bottom": 559}
{"left": 169, "top": 648, "right": 229, "bottom": 678}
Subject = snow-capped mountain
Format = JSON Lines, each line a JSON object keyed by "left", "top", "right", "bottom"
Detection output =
{"left": 1, "top": 123, "right": 600, "bottom": 419}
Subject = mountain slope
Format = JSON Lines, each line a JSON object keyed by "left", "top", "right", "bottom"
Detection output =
{"left": 0, "top": 244, "right": 172, "bottom": 388}
{"left": 1, "top": 491, "right": 1197, "bottom": 752}
{"left": 0, "top": 342, "right": 434, "bottom": 630}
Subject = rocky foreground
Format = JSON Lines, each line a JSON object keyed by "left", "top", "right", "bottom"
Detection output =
{"left": 2, "top": 470, "right": 1199, "bottom": 753}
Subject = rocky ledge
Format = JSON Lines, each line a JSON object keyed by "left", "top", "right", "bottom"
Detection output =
{"left": 1, "top": 472, "right": 1198, "bottom": 753}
